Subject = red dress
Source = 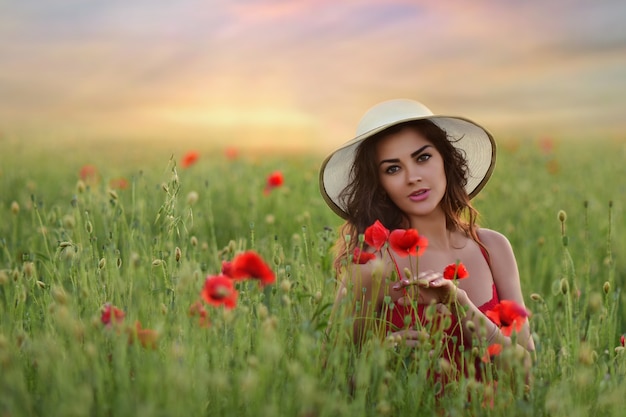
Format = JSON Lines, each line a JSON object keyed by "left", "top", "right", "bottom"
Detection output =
{"left": 385, "top": 251, "right": 499, "bottom": 385}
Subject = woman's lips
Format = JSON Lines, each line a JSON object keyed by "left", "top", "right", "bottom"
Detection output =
{"left": 408, "top": 189, "right": 430, "bottom": 202}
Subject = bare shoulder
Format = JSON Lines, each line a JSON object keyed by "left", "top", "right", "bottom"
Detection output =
{"left": 476, "top": 228, "right": 512, "bottom": 252}
{"left": 477, "top": 228, "right": 522, "bottom": 301}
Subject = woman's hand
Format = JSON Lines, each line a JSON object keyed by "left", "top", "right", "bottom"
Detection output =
{"left": 392, "top": 270, "right": 458, "bottom": 306}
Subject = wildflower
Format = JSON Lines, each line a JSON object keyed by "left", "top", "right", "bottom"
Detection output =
{"left": 363, "top": 220, "right": 390, "bottom": 251}
{"left": 181, "top": 150, "right": 199, "bottom": 168}
{"left": 225, "top": 251, "right": 275, "bottom": 285}
{"left": 10, "top": 201, "right": 19, "bottom": 215}
{"left": 201, "top": 274, "right": 238, "bottom": 309}
{"left": 485, "top": 300, "right": 530, "bottom": 336}
{"left": 188, "top": 300, "right": 211, "bottom": 328}
{"left": 443, "top": 262, "right": 469, "bottom": 280}
{"left": 79, "top": 164, "right": 100, "bottom": 184}
{"left": 352, "top": 248, "right": 376, "bottom": 265}
{"left": 109, "top": 177, "right": 129, "bottom": 190}
{"left": 101, "top": 303, "right": 125, "bottom": 326}
{"left": 264, "top": 171, "right": 284, "bottom": 195}
{"left": 621, "top": 334, "right": 625, "bottom": 347}
{"left": 481, "top": 343, "right": 503, "bottom": 363}
{"left": 352, "top": 247, "right": 376, "bottom": 264}
{"left": 538, "top": 136, "right": 554, "bottom": 155}
{"left": 224, "top": 146, "right": 239, "bottom": 160}
{"left": 221, "top": 260, "right": 233, "bottom": 277}
{"left": 127, "top": 321, "right": 159, "bottom": 349}
{"left": 388, "top": 228, "right": 428, "bottom": 257}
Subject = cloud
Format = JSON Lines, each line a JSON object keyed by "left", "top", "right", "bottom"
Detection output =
{"left": 0, "top": 0, "right": 624, "bottom": 145}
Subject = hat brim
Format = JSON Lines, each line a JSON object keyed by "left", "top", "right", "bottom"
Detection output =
{"left": 319, "top": 115, "right": 496, "bottom": 219}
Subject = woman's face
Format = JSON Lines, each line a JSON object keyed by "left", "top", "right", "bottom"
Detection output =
{"left": 375, "top": 127, "right": 446, "bottom": 219}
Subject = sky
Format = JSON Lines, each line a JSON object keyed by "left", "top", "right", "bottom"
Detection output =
{"left": 1, "top": 0, "right": 625, "bottom": 152}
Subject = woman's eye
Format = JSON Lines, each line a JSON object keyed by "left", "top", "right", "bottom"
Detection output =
{"left": 417, "top": 154, "right": 431, "bottom": 162}
{"left": 385, "top": 165, "right": 400, "bottom": 174}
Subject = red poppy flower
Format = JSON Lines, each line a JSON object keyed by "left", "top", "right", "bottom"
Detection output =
{"left": 443, "top": 262, "right": 469, "bottom": 280}
{"left": 224, "top": 146, "right": 239, "bottom": 160}
{"left": 201, "top": 274, "right": 238, "bottom": 309}
{"left": 485, "top": 300, "right": 530, "bottom": 336}
{"left": 264, "top": 171, "right": 284, "bottom": 195}
{"left": 388, "top": 228, "right": 428, "bottom": 257}
{"left": 226, "top": 251, "right": 275, "bottom": 285}
{"left": 127, "top": 321, "right": 159, "bottom": 349}
{"left": 363, "top": 220, "right": 389, "bottom": 251}
{"left": 101, "top": 303, "right": 125, "bottom": 326}
{"left": 621, "top": 334, "right": 625, "bottom": 347}
{"left": 79, "top": 164, "right": 100, "bottom": 184}
{"left": 181, "top": 151, "right": 199, "bottom": 168}
{"left": 109, "top": 177, "right": 129, "bottom": 190}
{"left": 189, "top": 300, "right": 211, "bottom": 328}
{"left": 481, "top": 343, "right": 503, "bottom": 363}
{"left": 221, "top": 260, "right": 233, "bottom": 277}
{"left": 352, "top": 248, "right": 376, "bottom": 264}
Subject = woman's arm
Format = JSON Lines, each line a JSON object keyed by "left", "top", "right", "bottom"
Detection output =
{"left": 477, "top": 228, "right": 535, "bottom": 352}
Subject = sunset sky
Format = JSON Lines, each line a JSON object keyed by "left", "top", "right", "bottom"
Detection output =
{"left": 1, "top": 0, "right": 625, "bottom": 151}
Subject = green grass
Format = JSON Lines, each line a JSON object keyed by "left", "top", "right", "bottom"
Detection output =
{"left": 1, "top": 135, "right": 626, "bottom": 416}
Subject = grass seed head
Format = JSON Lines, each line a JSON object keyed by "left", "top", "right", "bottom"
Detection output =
{"left": 23, "top": 262, "right": 35, "bottom": 279}
{"left": 186, "top": 191, "right": 199, "bottom": 205}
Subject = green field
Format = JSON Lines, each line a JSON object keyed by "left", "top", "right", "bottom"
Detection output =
{"left": 1, "top": 135, "right": 625, "bottom": 416}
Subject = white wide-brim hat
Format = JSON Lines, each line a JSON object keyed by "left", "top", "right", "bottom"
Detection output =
{"left": 319, "top": 99, "right": 496, "bottom": 219}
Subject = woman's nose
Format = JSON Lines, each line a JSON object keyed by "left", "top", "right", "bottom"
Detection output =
{"left": 406, "top": 167, "right": 422, "bottom": 183}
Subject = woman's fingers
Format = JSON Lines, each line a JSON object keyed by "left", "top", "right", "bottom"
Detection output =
{"left": 392, "top": 270, "right": 444, "bottom": 290}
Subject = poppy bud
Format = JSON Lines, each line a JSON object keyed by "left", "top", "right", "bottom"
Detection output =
{"left": 10, "top": 201, "right": 19, "bottom": 215}
{"left": 560, "top": 278, "right": 569, "bottom": 295}
{"left": 403, "top": 267, "right": 412, "bottom": 280}
{"left": 603, "top": 282, "right": 611, "bottom": 294}
{"left": 558, "top": 210, "right": 567, "bottom": 223}
{"left": 98, "top": 258, "right": 106, "bottom": 270}
{"left": 466, "top": 321, "right": 476, "bottom": 333}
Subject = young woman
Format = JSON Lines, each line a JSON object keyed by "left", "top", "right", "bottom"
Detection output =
{"left": 319, "top": 98, "right": 534, "bottom": 384}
